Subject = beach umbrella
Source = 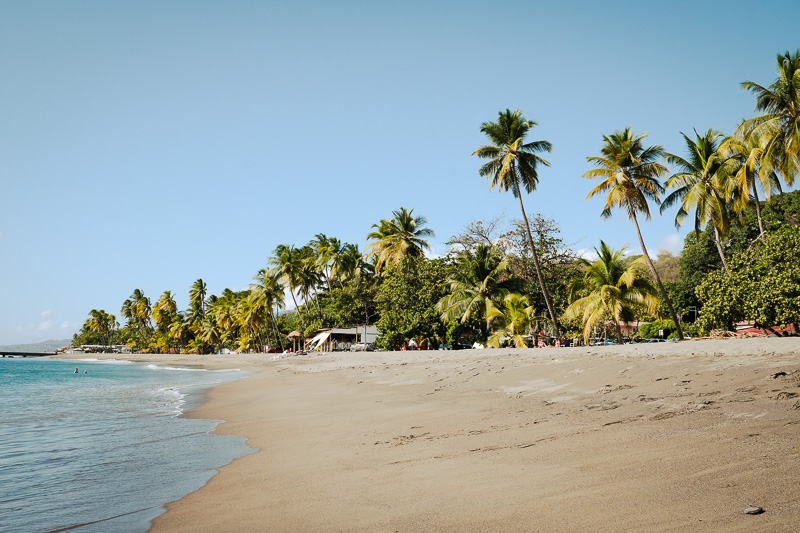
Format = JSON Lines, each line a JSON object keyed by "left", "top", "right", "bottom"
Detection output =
{"left": 288, "top": 330, "right": 303, "bottom": 352}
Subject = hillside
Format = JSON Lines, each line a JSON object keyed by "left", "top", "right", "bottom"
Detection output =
{"left": 0, "top": 339, "right": 71, "bottom": 352}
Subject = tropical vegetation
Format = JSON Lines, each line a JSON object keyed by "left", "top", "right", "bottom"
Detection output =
{"left": 72, "top": 50, "right": 800, "bottom": 352}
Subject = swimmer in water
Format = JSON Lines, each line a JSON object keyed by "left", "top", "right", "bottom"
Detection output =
{"left": 74, "top": 368, "right": 78, "bottom": 373}
{"left": 84, "top": 370, "right": 87, "bottom": 374}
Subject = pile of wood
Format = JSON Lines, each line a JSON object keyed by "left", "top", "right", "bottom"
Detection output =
{"left": 708, "top": 329, "right": 766, "bottom": 339}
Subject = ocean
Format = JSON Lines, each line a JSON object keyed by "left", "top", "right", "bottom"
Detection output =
{"left": 0, "top": 357, "right": 253, "bottom": 533}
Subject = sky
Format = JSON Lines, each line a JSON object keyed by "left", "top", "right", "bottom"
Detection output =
{"left": 1, "top": 0, "right": 797, "bottom": 345}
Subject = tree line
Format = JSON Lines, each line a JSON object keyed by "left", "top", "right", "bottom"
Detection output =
{"left": 73, "top": 50, "right": 800, "bottom": 352}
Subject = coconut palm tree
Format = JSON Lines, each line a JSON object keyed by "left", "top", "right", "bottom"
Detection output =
{"left": 311, "top": 234, "right": 344, "bottom": 290}
{"left": 121, "top": 288, "right": 152, "bottom": 348}
{"left": 152, "top": 291, "right": 178, "bottom": 332}
{"left": 435, "top": 244, "right": 523, "bottom": 339}
{"left": 292, "top": 245, "right": 323, "bottom": 313}
{"left": 189, "top": 279, "right": 207, "bottom": 316}
{"left": 721, "top": 123, "right": 783, "bottom": 243}
{"left": 250, "top": 268, "right": 286, "bottom": 350}
{"left": 168, "top": 313, "right": 189, "bottom": 349}
{"left": 268, "top": 244, "right": 305, "bottom": 315}
{"left": 338, "top": 243, "right": 373, "bottom": 282}
{"left": 365, "top": 207, "right": 434, "bottom": 272}
{"left": 485, "top": 293, "right": 543, "bottom": 348}
{"left": 661, "top": 129, "right": 735, "bottom": 270}
{"left": 583, "top": 127, "right": 684, "bottom": 339}
{"left": 564, "top": 241, "right": 660, "bottom": 345}
{"left": 86, "top": 309, "right": 117, "bottom": 349}
{"left": 472, "top": 109, "right": 560, "bottom": 336}
{"left": 741, "top": 50, "right": 800, "bottom": 187}
{"left": 121, "top": 289, "right": 151, "bottom": 329}
{"left": 199, "top": 316, "right": 221, "bottom": 351}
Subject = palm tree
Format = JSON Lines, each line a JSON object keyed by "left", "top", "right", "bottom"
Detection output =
{"left": 86, "top": 309, "right": 117, "bottom": 349}
{"left": 311, "top": 234, "right": 345, "bottom": 290}
{"left": 268, "top": 244, "right": 305, "bottom": 315}
{"left": 662, "top": 129, "right": 735, "bottom": 269}
{"left": 365, "top": 207, "right": 434, "bottom": 272}
{"left": 485, "top": 293, "right": 543, "bottom": 348}
{"left": 582, "top": 127, "right": 684, "bottom": 339}
{"left": 251, "top": 268, "right": 286, "bottom": 350}
{"left": 168, "top": 313, "right": 189, "bottom": 349}
{"left": 472, "top": 109, "right": 560, "bottom": 336}
{"left": 338, "top": 243, "right": 373, "bottom": 281}
{"left": 436, "top": 244, "right": 523, "bottom": 339}
{"left": 189, "top": 279, "right": 207, "bottom": 316}
{"left": 199, "top": 316, "right": 221, "bottom": 351}
{"left": 121, "top": 288, "right": 152, "bottom": 348}
{"left": 297, "top": 245, "right": 323, "bottom": 312}
{"left": 152, "top": 291, "right": 178, "bottom": 332}
{"left": 741, "top": 50, "right": 800, "bottom": 187}
{"left": 564, "top": 241, "right": 660, "bottom": 345}
{"left": 721, "top": 123, "right": 783, "bottom": 243}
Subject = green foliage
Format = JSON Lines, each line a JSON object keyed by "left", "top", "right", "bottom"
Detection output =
{"left": 565, "top": 241, "right": 659, "bottom": 344}
{"left": 504, "top": 216, "right": 580, "bottom": 317}
{"left": 638, "top": 319, "right": 676, "bottom": 339}
{"left": 696, "top": 226, "right": 800, "bottom": 330}
{"left": 486, "top": 293, "right": 542, "bottom": 348}
{"left": 318, "top": 276, "right": 379, "bottom": 329}
{"left": 679, "top": 189, "right": 800, "bottom": 317}
{"left": 375, "top": 257, "right": 447, "bottom": 350}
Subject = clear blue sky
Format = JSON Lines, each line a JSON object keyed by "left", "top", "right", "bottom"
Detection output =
{"left": 1, "top": 1, "right": 797, "bottom": 344}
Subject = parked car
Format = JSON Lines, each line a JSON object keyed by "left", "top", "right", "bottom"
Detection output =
{"left": 350, "top": 343, "right": 374, "bottom": 352}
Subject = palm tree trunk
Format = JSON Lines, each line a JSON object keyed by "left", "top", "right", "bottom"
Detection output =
{"left": 752, "top": 184, "right": 766, "bottom": 244}
{"left": 712, "top": 226, "right": 730, "bottom": 271}
{"left": 515, "top": 193, "right": 561, "bottom": 337}
{"left": 628, "top": 206, "right": 684, "bottom": 340}
{"left": 269, "top": 309, "right": 284, "bottom": 350}
{"left": 289, "top": 288, "right": 308, "bottom": 326}
{"left": 615, "top": 320, "right": 623, "bottom": 344}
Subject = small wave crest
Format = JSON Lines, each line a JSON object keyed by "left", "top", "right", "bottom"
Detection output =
{"left": 144, "top": 364, "right": 241, "bottom": 373}
{"left": 75, "top": 358, "right": 134, "bottom": 365}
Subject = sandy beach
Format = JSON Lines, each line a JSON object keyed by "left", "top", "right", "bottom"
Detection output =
{"left": 62, "top": 338, "right": 800, "bottom": 531}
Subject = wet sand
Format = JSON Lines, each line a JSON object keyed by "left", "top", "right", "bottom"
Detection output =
{"left": 64, "top": 338, "right": 800, "bottom": 531}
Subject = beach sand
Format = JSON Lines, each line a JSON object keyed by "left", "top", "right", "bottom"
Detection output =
{"left": 63, "top": 338, "right": 800, "bottom": 531}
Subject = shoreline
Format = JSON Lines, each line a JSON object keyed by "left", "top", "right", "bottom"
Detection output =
{"left": 57, "top": 339, "right": 800, "bottom": 531}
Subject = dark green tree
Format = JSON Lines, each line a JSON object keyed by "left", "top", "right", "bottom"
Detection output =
{"left": 375, "top": 257, "right": 447, "bottom": 350}
{"left": 696, "top": 226, "right": 800, "bottom": 332}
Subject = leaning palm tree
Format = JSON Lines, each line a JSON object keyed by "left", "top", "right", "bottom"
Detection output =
{"left": 583, "top": 127, "right": 683, "bottom": 339}
{"left": 662, "top": 129, "right": 735, "bottom": 270}
{"left": 741, "top": 50, "right": 800, "bottom": 187}
{"left": 473, "top": 109, "right": 560, "bottom": 336}
{"left": 564, "top": 241, "right": 660, "bottom": 345}
{"left": 486, "top": 293, "right": 543, "bottom": 348}
{"left": 365, "top": 207, "right": 434, "bottom": 272}
{"left": 436, "top": 244, "right": 523, "bottom": 339}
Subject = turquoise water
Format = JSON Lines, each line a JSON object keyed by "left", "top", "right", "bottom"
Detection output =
{"left": 0, "top": 357, "right": 253, "bottom": 532}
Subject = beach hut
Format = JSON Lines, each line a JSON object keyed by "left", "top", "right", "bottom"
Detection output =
{"left": 288, "top": 330, "right": 303, "bottom": 352}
